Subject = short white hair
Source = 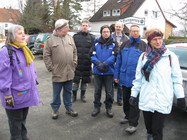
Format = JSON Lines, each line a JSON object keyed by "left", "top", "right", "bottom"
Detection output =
{"left": 115, "top": 21, "right": 124, "bottom": 28}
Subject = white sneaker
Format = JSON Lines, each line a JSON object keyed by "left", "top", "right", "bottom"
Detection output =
{"left": 125, "top": 126, "right": 137, "bottom": 134}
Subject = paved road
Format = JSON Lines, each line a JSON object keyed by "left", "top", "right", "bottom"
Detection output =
{"left": 0, "top": 55, "right": 187, "bottom": 140}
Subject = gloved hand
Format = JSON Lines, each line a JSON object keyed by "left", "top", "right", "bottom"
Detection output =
{"left": 95, "top": 61, "right": 101, "bottom": 66}
{"left": 129, "top": 96, "right": 138, "bottom": 107}
{"left": 177, "top": 98, "right": 186, "bottom": 112}
{"left": 5, "top": 95, "right": 14, "bottom": 108}
{"left": 96, "top": 61, "right": 108, "bottom": 73}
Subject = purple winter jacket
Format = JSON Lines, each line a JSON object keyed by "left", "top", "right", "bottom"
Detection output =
{"left": 0, "top": 44, "right": 41, "bottom": 109}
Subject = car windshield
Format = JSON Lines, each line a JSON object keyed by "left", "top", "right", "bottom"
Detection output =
{"left": 168, "top": 47, "right": 187, "bottom": 69}
{"left": 35, "top": 34, "right": 44, "bottom": 43}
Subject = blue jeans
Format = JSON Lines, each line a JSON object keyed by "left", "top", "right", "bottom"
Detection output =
{"left": 112, "top": 82, "right": 123, "bottom": 102}
{"left": 5, "top": 108, "right": 29, "bottom": 140}
{"left": 117, "top": 84, "right": 123, "bottom": 102}
{"left": 93, "top": 75, "right": 114, "bottom": 109}
{"left": 51, "top": 80, "right": 73, "bottom": 111}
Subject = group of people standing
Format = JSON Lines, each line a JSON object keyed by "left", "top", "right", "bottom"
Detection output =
{"left": 0, "top": 18, "right": 186, "bottom": 140}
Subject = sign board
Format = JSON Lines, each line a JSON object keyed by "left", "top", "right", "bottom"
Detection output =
{"left": 119, "top": 17, "right": 145, "bottom": 25}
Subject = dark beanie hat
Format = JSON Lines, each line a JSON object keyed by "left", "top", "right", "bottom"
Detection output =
{"left": 100, "top": 25, "right": 112, "bottom": 34}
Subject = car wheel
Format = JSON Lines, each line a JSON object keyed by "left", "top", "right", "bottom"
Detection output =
{"left": 31, "top": 48, "right": 35, "bottom": 55}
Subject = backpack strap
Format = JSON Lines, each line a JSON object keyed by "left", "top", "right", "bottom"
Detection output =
{"left": 3, "top": 44, "right": 20, "bottom": 65}
{"left": 142, "top": 53, "right": 145, "bottom": 60}
{"left": 169, "top": 55, "right": 171, "bottom": 67}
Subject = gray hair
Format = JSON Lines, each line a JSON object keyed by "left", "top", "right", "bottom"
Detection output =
{"left": 81, "top": 19, "right": 90, "bottom": 26}
{"left": 115, "top": 21, "right": 124, "bottom": 28}
{"left": 6, "top": 24, "right": 24, "bottom": 43}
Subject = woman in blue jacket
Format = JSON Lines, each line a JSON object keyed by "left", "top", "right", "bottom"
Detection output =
{"left": 130, "top": 28, "right": 186, "bottom": 140}
{"left": 89, "top": 25, "right": 118, "bottom": 118}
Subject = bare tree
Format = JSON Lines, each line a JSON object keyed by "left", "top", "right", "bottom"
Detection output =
{"left": 164, "top": 1, "right": 187, "bottom": 36}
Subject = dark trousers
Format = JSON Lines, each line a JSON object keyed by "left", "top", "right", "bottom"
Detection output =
{"left": 122, "top": 86, "right": 140, "bottom": 127}
{"left": 5, "top": 107, "right": 29, "bottom": 140}
{"left": 143, "top": 111, "right": 166, "bottom": 140}
{"left": 94, "top": 75, "right": 114, "bottom": 109}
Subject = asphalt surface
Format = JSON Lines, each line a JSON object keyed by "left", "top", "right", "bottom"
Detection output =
{"left": 0, "top": 55, "right": 187, "bottom": 140}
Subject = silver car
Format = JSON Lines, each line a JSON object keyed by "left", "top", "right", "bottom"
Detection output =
{"left": 166, "top": 43, "right": 187, "bottom": 110}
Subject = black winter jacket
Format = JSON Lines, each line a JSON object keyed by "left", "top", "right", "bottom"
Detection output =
{"left": 73, "top": 31, "right": 95, "bottom": 83}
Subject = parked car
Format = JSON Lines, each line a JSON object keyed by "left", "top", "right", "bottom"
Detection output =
{"left": 25, "top": 34, "right": 38, "bottom": 50}
{"left": 32, "top": 33, "right": 52, "bottom": 55}
{"left": 166, "top": 43, "right": 187, "bottom": 111}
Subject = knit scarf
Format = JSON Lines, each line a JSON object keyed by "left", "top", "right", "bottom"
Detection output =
{"left": 9, "top": 41, "right": 35, "bottom": 66}
{"left": 142, "top": 43, "right": 166, "bottom": 81}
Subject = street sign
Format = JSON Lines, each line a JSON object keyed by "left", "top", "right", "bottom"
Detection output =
{"left": 119, "top": 16, "right": 145, "bottom": 25}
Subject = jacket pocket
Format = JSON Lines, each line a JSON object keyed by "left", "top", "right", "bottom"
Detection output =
{"left": 12, "top": 88, "right": 31, "bottom": 105}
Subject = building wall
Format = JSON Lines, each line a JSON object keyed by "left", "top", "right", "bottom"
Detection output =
{"left": 90, "top": 0, "right": 172, "bottom": 39}
{"left": 90, "top": 21, "right": 116, "bottom": 32}
{"left": 165, "top": 22, "right": 173, "bottom": 39}
{"left": 0, "top": 22, "right": 13, "bottom": 36}
{"left": 132, "top": 0, "right": 166, "bottom": 37}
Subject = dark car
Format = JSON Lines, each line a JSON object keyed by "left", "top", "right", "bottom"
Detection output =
{"left": 32, "top": 33, "right": 51, "bottom": 55}
{"left": 25, "top": 34, "right": 38, "bottom": 50}
{"left": 166, "top": 43, "right": 187, "bottom": 111}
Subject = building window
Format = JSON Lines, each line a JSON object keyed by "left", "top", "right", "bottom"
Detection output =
{"left": 5, "top": 24, "right": 8, "bottom": 27}
{"left": 112, "top": 9, "right": 120, "bottom": 16}
{"left": 9, "top": 18, "right": 12, "bottom": 21}
{"left": 152, "top": 11, "right": 158, "bottom": 18}
{"left": 103, "top": 10, "right": 110, "bottom": 17}
{"left": 144, "top": 10, "right": 148, "bottom": 16}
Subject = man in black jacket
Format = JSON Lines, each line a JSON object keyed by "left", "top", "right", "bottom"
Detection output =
{"left": 72, "top": 20, "right": 95, "bottom": 103}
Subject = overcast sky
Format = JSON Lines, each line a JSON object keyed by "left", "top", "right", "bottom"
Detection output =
{"left": 0, "top": 0, "right": 186, "bottom": 30}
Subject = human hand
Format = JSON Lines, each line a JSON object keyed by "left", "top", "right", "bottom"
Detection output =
{"left": 114, "top": 79, "right": 119, "bottom": 83}
{"left": 129, "top": 96, "right": 137, "bottom": 107}
{"left": 5, "top": 95, "right": 14, "bottom": 108}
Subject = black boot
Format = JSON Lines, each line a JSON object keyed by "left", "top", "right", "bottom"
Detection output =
{"left": 81, "top": 90, "right": 86, "bottom": 103}
{"left": 72, "top": 91, "right": 77, "bottom": 102}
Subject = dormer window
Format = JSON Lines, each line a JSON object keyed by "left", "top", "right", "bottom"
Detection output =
{"left": 103, "top": 10, "right": 110, "bottom": 17}
{"left": 112, "top": 9, "right": 121, "bottom": 16}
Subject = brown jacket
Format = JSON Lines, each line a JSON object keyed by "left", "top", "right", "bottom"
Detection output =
{"left": 43, "top": 31, "right": 77, "bottom": 82}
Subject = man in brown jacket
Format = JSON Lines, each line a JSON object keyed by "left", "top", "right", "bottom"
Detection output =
{"left": 43, "top": 19, "right": 78, "bottom": 119}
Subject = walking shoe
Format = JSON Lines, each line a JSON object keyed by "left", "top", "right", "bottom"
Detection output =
{"left": 66, "top": 109, "right": 78, "bottom": 117}
{"left": 106, "top": 109, "right": 114, "bottom": 118}
{"left": 120, "top": 118, "right": 128, "bottom": 124}
{"left": 91, "top": 108, "right": 100, "bottom": 117}
{"left": 117, "top": 100, "right": 122, "bottom": 106}
{"left": 125, "top": 126, "right": 137, "bottom": 134}
{"left": 52, "top": 110, "right": 59, "bottom": 119}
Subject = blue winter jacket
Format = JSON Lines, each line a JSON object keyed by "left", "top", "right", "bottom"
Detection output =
{"left": 114, "top": 36, "right": 146, "bottom": 87}
{"left": 89, "top": 35, "right": 118, "bottom": 75}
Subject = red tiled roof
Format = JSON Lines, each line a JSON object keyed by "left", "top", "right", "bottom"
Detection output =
{"left": 0, "top": 8, "right": 21, "bottom": 23}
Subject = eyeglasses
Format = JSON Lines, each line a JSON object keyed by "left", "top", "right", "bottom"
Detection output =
{"left": 102, "top": 31, "right": 110, "bottom": 34}
{"left": 152, "top": 38, "right": 163, "bottom": 42}
{"left": 131, "top": 30, "right": 139, "bottom": 33}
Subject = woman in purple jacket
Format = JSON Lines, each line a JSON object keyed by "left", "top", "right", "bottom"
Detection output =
{"left": 0, "top": 24, "right": 41, "bottom": 140}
